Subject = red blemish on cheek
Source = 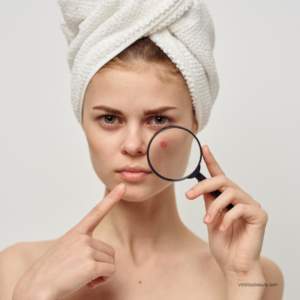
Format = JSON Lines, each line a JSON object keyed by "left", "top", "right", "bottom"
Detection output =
{"left": 160, "top": 141, "right": 168, "bottom": 148}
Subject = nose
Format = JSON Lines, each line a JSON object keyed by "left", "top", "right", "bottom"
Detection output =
{"left": 120, "top": 125, "right": 148, "bottom": 156}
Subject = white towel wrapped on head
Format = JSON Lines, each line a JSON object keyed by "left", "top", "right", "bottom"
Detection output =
{"left": 58, "top": 0, "right": 219, "bottom": 132}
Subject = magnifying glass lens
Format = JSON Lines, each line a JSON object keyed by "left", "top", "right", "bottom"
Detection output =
{"left": 148, "top": 127, "right": 201, "bottom": 180}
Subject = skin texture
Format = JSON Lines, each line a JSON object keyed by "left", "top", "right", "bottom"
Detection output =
{"left": 148, "top": 126, "right": 195, "bottom": 179}
{"left": 0, "top": 65, "right": 284, "bottom": 300}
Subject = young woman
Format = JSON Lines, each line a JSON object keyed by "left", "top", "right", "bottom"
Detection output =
{"left": 0, "top": 38, "right": 283, "bottom": 300}
{"left": 0, "top": 36, "right": 283, "bottom": 300}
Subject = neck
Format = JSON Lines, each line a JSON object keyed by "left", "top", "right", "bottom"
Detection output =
{"left": 93, "top": 183, "right": 188, "bottom": 262}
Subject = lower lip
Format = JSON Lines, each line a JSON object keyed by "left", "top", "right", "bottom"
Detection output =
{"left": 117, "top": 171, "right": 151, "bottom": 181}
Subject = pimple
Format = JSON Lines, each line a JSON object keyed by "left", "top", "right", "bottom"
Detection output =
{"left": 160, "top": 141, "right": 168, "bottom": 148}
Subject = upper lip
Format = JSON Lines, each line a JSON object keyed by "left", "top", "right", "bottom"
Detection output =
{"left": 116, "top": 165, "right": 152, "bottom": 173}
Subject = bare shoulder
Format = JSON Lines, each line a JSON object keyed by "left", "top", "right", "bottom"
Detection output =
{"left": 0, "top": 239, "right": 58, "bottom": 299}
{"left": 181, "top": 229, "right": 226, "bottom": 284}
{"left": 260, "top": 256, "right": 284, "bottom": 300}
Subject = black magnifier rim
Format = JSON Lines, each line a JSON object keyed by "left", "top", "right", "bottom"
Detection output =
{"left": 146, "top": 125, "right": 202, "bottom": 182}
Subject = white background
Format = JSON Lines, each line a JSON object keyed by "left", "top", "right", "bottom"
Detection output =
{"left": 0, "top": 1, "right": 299, "bottom": 299}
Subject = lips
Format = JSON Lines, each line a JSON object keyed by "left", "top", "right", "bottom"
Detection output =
{"left": 116, "top": 165, "right": 152, "bottom": 182}
{"left": 116, "top": 165, "right": 152, "bottom": 173}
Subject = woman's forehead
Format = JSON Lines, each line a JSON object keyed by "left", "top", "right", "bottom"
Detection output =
{"left": 85, "top": 67, "right": 191, "bottom": 112}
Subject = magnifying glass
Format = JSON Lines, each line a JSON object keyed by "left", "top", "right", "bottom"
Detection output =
{"left": 147, "top": 125, "right": 233, "bottom": 211}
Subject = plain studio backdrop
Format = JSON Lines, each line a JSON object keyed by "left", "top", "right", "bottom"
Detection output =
{"left": 0, "top": 1, "right": 299, "bottom": 299}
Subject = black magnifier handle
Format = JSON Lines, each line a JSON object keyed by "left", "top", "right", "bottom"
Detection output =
{"left": 195, "top": 172, "right": 234, "bottom": 211}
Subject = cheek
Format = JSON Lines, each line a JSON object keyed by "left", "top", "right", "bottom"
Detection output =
{"left": 86, "top": 132, "right": 119, "bottom": 175}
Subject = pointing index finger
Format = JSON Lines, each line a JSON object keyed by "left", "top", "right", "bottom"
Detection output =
{"left": 72, "top": 183, "right": 125, "bottom": 236}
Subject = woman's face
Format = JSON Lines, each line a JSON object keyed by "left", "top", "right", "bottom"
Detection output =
{"left": 82, "top": 65, "right": 198, "bottom": 202}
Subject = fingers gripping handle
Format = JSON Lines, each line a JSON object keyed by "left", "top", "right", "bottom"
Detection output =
{"left": 195, "top": 173, "right": 233, "bottom": 211}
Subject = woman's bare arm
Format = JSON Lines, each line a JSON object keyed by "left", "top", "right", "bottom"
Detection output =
{"left": 0, "top": 243, "right": 33, "bottom": 300}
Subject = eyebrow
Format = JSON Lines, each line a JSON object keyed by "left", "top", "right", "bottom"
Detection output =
{"left": 92, "top": 105, "right": 178, "bottom": 116}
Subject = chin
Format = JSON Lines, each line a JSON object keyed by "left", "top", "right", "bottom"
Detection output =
{"left": 121, "top": 183, "right": 172, "bottom": 202}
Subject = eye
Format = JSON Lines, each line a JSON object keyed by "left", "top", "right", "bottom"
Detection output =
{"left": 97, "top": 114, "right": 120, "bottom": 128}
{"left": 149, "top": 115, "right": 171, "bottom": 128}
{"left": 104, "top": 115, "right": 116, "bottom": 124}
{"left": 154, "top": 116, "right": 166, "bottom": 124}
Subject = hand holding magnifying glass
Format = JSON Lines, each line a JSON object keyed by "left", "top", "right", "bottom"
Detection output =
{"left": 146, "top": 125, "right": 233, "bottom": 211}
{"left": 146, "top": 125, "right": 271, "bottom": 286}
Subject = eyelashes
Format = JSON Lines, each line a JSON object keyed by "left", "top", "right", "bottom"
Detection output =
{"left": 97, "top": 114, "right": 172, "bottom": 129}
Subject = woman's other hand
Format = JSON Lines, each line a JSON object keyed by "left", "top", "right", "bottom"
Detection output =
{"left": 185, "top": 145, "right": 268, "bottom": 280}
{"left": 12, "top": 183, "right": 126, "bottom": 300}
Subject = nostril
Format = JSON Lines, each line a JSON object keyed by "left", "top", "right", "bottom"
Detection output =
{"left": 121, "top": 142, "right": 147, "bottom": 155}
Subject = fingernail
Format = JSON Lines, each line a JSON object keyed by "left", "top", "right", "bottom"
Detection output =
{"left": 186, "top": 189, "right": 194, "bottom": 197}
{"left": 203, "top": 214, "right": 210, "bottom": 223}
{"left": 219, "top": 223, "right": 225, "bottom": 231}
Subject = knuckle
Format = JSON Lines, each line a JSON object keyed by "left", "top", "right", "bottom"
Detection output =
{"left": 234, "top": 202, "right": 244, "bottom": 211}
{"left": 260, "top": 209, "right": 269, "bottom": 222}
{"left": 84, "top": 247, "right": 94, "bottom": 258}
{"left": 91, "top": 205, "right": 104, "bottom": 217}
{"left": 109, "top": 264, "right": 116, "bottom": 274}
{"left": 76, "top": 234, "right": 91, "bottom": 245}
{"left": 254, "top": 200, "right": 262, "bottom": 208}
{"left": 245, "top": 192, "right": 261, "bottom": 208}
{"left": 226, "top": 187, "right": 236, "bottom": 197}
{"left": 62, "top": 230, "right": 77, "bottom": 241}
{"left": 61, "top": 234, "right": 75, "bottom": 246}
{"left": 219, "top": 174, "right": 227, "bottom": 184}
{"left": 253, "top": 199, "right": 261, "bottom": 208}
